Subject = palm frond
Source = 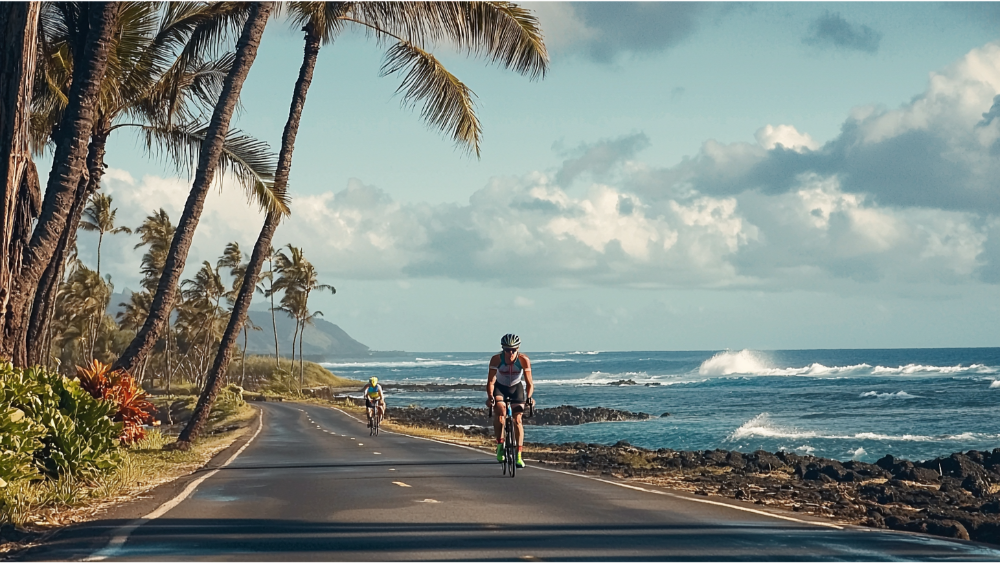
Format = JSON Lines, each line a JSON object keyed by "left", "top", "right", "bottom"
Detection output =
{"left": 381, "top": 41, "right": 482, "bottom": 157}
{"left": 137, "top": 122, "right": 287, "bottom": 215}
{"left": 345, "top": 2, "right": 548, "bottom": 80}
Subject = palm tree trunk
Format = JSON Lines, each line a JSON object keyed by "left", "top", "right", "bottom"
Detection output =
{"left": 28, "top": 129, "right": 108, "bottom": 365}
{"left": 2, "top": 2, "right": 118, "bottom": 365}
{"left": 241, "top": 325, "right": 247, "bottom": 386}
{"left": 0, "top": 2, "right": 39, "bottom": 347}
{"left": 299, "top": 318, "right": 304, "bottom": 391}
{"left": 290, "top": 316, "right": 299, "bottom": 370}
{"left": 114, "top": 2, "right": 272, "bottom": 376}
{"left": 96, "top": 231, "right": 103, "bottom": 277}
{"left": 176, "top": 14, "right": 317, "bottom": 447}
{"left": 269, "top": 272, "right": 278, "bottom": 367}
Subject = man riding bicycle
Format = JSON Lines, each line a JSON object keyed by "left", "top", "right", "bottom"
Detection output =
{"left": 363, "top": 376, "right": 386, "bottom": 427}
{"left": 486, "top": 333, "right": 534, "bottom": 468}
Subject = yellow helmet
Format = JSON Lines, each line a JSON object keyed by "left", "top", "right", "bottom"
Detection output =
{"left": 370, "top": 377, "right": 378, "bottom": 385}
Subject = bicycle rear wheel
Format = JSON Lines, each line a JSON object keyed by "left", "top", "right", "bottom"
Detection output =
{"left": 374, "top": 413, "right": 381, "bottom": 436}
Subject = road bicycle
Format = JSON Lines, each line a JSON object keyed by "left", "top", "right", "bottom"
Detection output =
{"left": 367, "top": 403, "right": 382, "bottom": 436}
{"left": 488, "top": 398, "right": 534, "bottom": 478}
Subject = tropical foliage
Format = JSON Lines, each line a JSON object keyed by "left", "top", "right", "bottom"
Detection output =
{"left": 0, "top": 363, "right": 121, "bottom": 482}
{"left": 0, "top": 1, "right": 547, "bottom": 450}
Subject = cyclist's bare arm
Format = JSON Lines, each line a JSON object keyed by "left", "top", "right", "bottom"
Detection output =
{"left": 520, "top": 354, "right": 534, "bottom": 403}
{"left": 486, "top": 355, "right": 501, "bottom": 406}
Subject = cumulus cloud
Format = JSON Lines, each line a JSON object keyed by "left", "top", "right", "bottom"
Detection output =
{"left": 531, "top": 2, "right": 721, "bottom": 63}
{"left": 555, "top": 133, "right": 650, "bottom": 186}
{"left": 658, "top": 42, "right": 1000, "bottom": 214}
{"left": 802, "top": 12, "right": 882, "bottom": 54}
{"left": 87, "top": 41, "right": 1000, "bottom": 294}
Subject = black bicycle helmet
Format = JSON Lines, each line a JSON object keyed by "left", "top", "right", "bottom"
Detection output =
{"left": 500, "top": 333, "right": 520, "bottom": 349}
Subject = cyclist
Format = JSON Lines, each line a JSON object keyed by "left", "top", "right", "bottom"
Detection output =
{"left": 362, "top": 376, "right": 386, "bottom": 427}
{"left": 486, "top": 333, "right": 534, "bottom": 468}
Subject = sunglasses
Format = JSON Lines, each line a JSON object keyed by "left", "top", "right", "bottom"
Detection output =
{"left": 503, "top": 348, "right": 519, "bottom": 354}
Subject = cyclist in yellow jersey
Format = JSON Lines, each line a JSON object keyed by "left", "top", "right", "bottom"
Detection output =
{"left": 362, "top": 377, "right": 386, "bottom": 426}
{"left": 486, "top": 333, "right": 534, "bottom": 468}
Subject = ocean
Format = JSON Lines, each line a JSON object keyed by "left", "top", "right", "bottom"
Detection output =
{"left": 321, "top": 348, "right": 1000, "bottom": 463}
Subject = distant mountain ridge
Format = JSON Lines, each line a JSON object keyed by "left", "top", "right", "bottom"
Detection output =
{"left": 107, "top": 291, "right": 371, "bottom": 359}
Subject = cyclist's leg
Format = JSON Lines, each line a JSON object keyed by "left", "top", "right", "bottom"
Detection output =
{"left": 492, "top": 396, "right": 506, "bottom": 441}
{"left": 493, "top": 395, "right": 507, "bottom": 461}
{"left": 513, "top": 411, "right": 524, "bottom": 446}
{"left": 378, "top": 400, "right": 386, "bottom": 420}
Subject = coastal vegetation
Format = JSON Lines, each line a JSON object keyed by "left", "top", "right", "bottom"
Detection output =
{"left": 0, "top": 0, "right": 548, "bottom": 546}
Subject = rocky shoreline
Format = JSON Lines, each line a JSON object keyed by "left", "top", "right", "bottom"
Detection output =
{"left": 381, "top": 404, "right": 1000, "bottom": 546}
{"left": 386, "top": 404, "right": 654, "bottom": 427}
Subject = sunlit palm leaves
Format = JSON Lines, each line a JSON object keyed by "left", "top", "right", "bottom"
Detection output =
{"left": 79, "top": 193, "right": 132, "bottom": 276}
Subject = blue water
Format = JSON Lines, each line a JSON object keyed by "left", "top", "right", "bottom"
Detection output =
{"left": 323, "top": 348, "right": 1000, "bottom": 463}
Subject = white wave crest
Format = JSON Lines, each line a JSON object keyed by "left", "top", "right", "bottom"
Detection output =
{"left": 698, "top": 352, "right": 996, "bottom": 379}
{"left": 871, "top": 363, "right": 994, "bottom": 375}
{"left": 727, "top": 413, "right": 818, "bottom": 440}
{"left": 860, "top": 391, "right": 919, "bottom": 399}
{"left": 850, "top": 447, "right": 866, "bottom": 459}
{"left": 991, "top": 380, "right": 1000, "bottom": 388}
{"left": 728, "top": 413, "right": 995, "bottom": 443}
{"left": 699, "top": 350, "right": 771, "bottom": 376}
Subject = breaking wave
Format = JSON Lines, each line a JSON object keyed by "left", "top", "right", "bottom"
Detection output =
{"left": 860, "top": 391, "right": 919, "bottom": 399}
{"left": 697, "top": 350, "right": 996, "bottom": 378}
{"left": 727, "top": 413, "right": 994, "bottom": 443}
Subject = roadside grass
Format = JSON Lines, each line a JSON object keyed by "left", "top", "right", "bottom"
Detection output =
{"left": 0, "top": 400, "right": 256, "bottom": 547}
{"left": 231, "top": 356, "right": 362, "bottom": 391}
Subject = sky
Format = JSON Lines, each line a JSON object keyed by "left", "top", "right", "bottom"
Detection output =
{"left": 66, "top": 2, "right": 1000, "bottom": 353}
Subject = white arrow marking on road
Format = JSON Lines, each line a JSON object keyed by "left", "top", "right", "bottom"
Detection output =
{"left": 393, "top": 482, "right": 411, "bottom": 487}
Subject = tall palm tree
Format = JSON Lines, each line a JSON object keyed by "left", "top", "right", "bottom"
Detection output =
{"left": 79, "top": 193, "right": 132, "bottom": 277}
{"left": 2, "top": 2, "right": 119, "bottom": 365}
{"left": 24, "top": 2, "right": 279, "bottom": 366}
{"left": 176, "top": 1, "right": 548, "bottom": 448}
{"left": 132, "top": 208, "right": 178, "bottom": 389}
{"left": 116, "top": 2, "right": 278, "bottom": 379}
{"left": 218, "top": 241, "right": 259, "bottom": 386}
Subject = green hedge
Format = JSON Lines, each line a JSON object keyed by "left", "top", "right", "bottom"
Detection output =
{"left": 0, "top": 364, "right": 122, "bottom": 485}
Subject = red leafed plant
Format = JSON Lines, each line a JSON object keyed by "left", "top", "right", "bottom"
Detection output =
{"left": 76, "top": 360, "right": 157, "bottom": 445}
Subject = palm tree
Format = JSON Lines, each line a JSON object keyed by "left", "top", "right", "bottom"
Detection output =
{"left": 23, "top": 2, "right": 279, "bottom": 366}
{"left": 0, "top": 3, "right": 40, "bottom": 340}
{"left": 116, "top": 2, "right": 279, "bottom": 378}
{"left": 179, "top": 260, "right": 226, "bottom": 388}
{"left": 79, "top": 193, "right": 132, "bottom": 277}
{"left": 218, "top": 241, "right": 260, "bottom": 386}
{"left": 132, "top": 208, "right": 178, "bottom": 389}
{"left": 176, "top": 1, "right": 548, "bottom": 448}
{"left": 2, "top": 2, "right": 120, "bottom": 365}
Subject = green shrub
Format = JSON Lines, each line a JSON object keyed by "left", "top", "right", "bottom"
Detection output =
{"left": 0, "top": 406, "right": 45, "bottom": 486}
{"left": 0, "top": 364, "right": 121, "bottom": 480}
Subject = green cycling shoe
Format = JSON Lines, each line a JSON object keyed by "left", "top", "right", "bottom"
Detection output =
{"left": 515, "top": 453, "right": 525, "bottom": 468}
{"left": 496, "top": 443, "right": 505, "bottom": 462}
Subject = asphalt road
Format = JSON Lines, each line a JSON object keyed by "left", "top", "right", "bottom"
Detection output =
{"left": 16, "top": 401, "right": 1000, "bottom": 561}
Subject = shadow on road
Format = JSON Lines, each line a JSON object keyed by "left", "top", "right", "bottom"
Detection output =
{"left": 24, "top": 519, "right": 995, "bottom": 562}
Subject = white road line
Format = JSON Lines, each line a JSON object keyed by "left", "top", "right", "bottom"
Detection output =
{"left": 378, "top": 420, "right": 845, "bottom": 531}
{"left": 320, "top": 405, "right": 841, "bottom": 530}
{"left": 393, "top": 482, "right": 411, "bottom": 487}
{"left": 84, "top": 410, "right": 265, "bottom": 561}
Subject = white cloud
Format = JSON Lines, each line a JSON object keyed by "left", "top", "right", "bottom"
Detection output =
{"left": 755, "top": 124, "right": 819, "bottom": 152}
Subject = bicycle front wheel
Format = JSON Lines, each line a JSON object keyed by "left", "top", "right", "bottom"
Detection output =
{"left": 505, "top": 421, "right": 516, "bottom": 477}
